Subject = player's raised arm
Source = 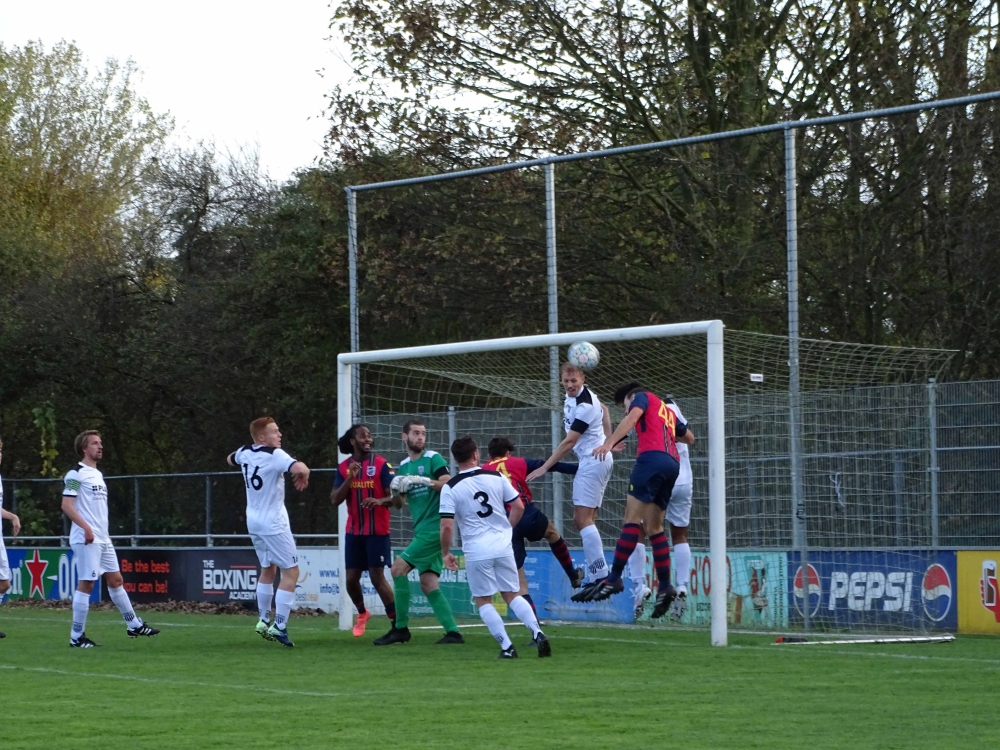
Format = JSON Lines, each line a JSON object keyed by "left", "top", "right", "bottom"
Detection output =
{"left": 526, "top": 430, "right": 583, "bottom": 482}
{"left": 289, "top": 461, "right": 310, "bottom": 491}
{"left": 594, "top": 389, "right": 646, "bottom": 461}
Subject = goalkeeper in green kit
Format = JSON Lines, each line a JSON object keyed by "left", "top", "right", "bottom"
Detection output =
{"left": 373, "top": 420, "right": 464, "bottom": 645}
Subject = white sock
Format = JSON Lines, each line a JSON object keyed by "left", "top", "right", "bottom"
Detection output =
{"left": 71, "top": 590, "right": 91, "bottom": 639}
{"left": 256, "top": 581, "right": 274, "bottom": 622}
{"left": 508, "top": 595, "right": 542, "bottom": 638}
{"left": 673, "top": 543, "right": 691, "bottom": 593}
{"left": 628, "top": 543, "right": 647, "bottom": 584}
{"left": 108, "top": 584, "right": 143, "bottom": 630}
{"left": 580, "top": 524, "right": 608, "bottom": 581}
{"left": 274, "top": 589, "right": 295, "bottom": 630}
{"left": 478, "top": 603, "right": 512, "bottom": 650}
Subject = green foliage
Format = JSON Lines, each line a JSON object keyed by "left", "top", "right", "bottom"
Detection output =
{"left": 30, "top": 403, "right": 58, "bottom": 478}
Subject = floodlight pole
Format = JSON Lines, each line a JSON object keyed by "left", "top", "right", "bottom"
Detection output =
{"left": 785, "top": 125, "right": 809, "bottom": 631}
{"left": 545, "top": 162, "right": 564, "bottom": 536}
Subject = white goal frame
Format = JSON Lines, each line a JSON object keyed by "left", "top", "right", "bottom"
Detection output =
{"left": 336, "top": 320, "right": 728, "bottom": 646}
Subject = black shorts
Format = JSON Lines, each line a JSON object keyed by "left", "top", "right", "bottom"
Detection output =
{"left": 628, "top": 452, "right": 680, "bottom": 510}
{"left": 511, "top": 503, "right": 550, "bottom": 570}
{"left": 344, "top": 533, "right": 391, "bottom": 571}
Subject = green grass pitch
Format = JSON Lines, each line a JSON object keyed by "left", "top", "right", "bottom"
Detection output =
{"left": 2, "top": 608, "right": 996, "bottom": 749}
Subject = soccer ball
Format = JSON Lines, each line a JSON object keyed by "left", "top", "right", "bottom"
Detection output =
{"left": 567, "top": 341, "right": 600, "bottom": 371}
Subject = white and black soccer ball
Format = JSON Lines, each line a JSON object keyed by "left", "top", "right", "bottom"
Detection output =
{"left": 567, "top": 341, "right": 600, "bottom": 371}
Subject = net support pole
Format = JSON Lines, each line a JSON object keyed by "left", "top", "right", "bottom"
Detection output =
{"left": 337, "top": 359, "right": 353, "bottom": 630}
{"left": 928, "top": 378, "right": 939, "bottom": 548}
{"left": 345, "top": 187, "right": 361, "bottom": 418}
{"left": 545, "top": 162, "right": 564, "bottom": 536}
{"left": 707, "top": 320, "right": 727, "bottom": 646}
{"left": 785, "top": 125, "right": 809, "bottom": 630}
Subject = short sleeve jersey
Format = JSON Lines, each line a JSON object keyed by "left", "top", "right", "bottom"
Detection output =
{"left": 439, "top": 469, "right": 521, "bottom": 562}
{"left": 231, "top": 445, "right": 298, "bottom": 536}
{"left": 334, "top": 454, "right": 395, "bottom": 535}
{"left": 63, "top": 463, "right": 111, "bottom": 545}
{"left": 666, "top": 401, "right": 692, "bottom": 485}
{"left": 397, "top": 450, "right": 449, "bottom": 532}
{"left": 563, "top": 386, "right": 607, "bottom": 459}
{"left": 483, "top": 456, "right": 533, "bottom": 504}
{"left": 629, "top": 391, "right": 687, "bottom": 460}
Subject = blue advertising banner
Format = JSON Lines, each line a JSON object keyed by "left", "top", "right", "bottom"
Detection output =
{"left": 524, "top": 549, "right": 635, "bottom": 623}
{"left": 4, "top": 548, "right": 101, "bottom": 603}
{"left": 788, "top": 550, "right": 957, "bottom": 630}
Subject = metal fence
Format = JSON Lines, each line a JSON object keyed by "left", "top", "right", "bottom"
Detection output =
{"left": 4, "top": 379, "right": 999, "bottom": 549}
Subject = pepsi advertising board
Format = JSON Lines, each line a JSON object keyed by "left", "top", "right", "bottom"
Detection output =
{"left": 789, "top": 551, "right": 957, "bottom": 630}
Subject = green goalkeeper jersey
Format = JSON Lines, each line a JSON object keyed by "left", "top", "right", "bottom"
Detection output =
{"left": 397, "top": 450, "right": 450, "bottom": 532}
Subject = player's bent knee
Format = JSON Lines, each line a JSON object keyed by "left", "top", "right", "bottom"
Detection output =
{"left": 391, "top": 557, "right": 411, "bottom": 577}
{"left": 77, "top": 579, "right": 95, "bottom": 594}
{"left": 419, "top": 575, "right": 439, "bottom": 594}
{"left": 278, "top": 566, "right": 299, "bottom": 590}
{"left": 0, "top": 580, "right": 9, "bottom": 594}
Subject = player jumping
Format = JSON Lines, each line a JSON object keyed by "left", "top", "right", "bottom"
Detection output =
{"left": 227, "top": 417, "right": 311, "bottom": 647}
{"left": 332, "top": 424, "right": 397, "bottom": 636}
{"left": 0, "top": 437, "right": 21, "bottom": 640}
{"left": 374, "top": 420, "right": 463, "bottom": 646}
{"left": 585, "top": 383, "right": 694, "bottom": 617}
{"left": 527, "top": 363, "right": 615, "bottom": 599}
{"left": 62, "top": 430, "right": 160, "bottom": 647}
{"left": 440, "top": 436, "right": 551, "bottom": 659}
{"left": 483, "top": 436, "right": 583, "bottom": 617}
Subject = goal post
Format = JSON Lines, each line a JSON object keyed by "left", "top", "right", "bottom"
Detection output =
{"left": 336, "top": 320, "right": 728, "bottom": 646}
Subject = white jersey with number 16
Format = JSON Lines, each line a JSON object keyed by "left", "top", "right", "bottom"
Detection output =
{"left": 439, "top": 469, "right": 521, "bottom": 562}
{"left": 231, "top": 445, "right": 298, "bottom": 536}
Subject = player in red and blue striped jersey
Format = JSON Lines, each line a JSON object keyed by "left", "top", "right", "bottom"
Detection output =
{"left": 483, "top": 437, "right": 584, "bottom": 616}
{"left": 586, "top": 382, "right": 695, "bottom": 617}
{"left": 332, "top": 424, "right": 396, "bottom": 635}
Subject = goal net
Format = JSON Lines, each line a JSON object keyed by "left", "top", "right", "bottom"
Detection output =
{"left": 336, "top": 322, "right": 954, "bottom": 644}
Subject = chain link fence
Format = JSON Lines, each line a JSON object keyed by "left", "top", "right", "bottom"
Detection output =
{"left": 4, "top": 380, "right": 1000, "bottom": 549}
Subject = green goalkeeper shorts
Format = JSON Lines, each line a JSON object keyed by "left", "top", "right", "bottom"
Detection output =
{"left": 399, "top": 530, "right": 444, "bottom": 576}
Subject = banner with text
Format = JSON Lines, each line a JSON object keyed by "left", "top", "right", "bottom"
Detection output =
{"left": 788, "top": 550, "right": 957, "bottom": 631}
{"left": 4, "top": 548, "right": 100, "bottom": 603}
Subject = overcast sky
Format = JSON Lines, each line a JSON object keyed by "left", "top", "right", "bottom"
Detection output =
{"left": 1, "top": 1, "right": 352, "bottom": 181}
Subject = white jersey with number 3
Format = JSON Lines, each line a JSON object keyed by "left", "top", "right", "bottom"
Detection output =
{"left": 439, "top": 469, "right": 520, "bottom": 562}
{"left": 232, "top": 445, "right": 298, "bottom": 536}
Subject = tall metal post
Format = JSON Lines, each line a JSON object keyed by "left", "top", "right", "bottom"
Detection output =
{"left": 448, "top": 405, "right": 460, "bottom": 545}
{"left": 785, "top": 125, "right": 809, "bottom": 630}
{"left": 205, "top": 475, "right": 213, "bottom": 547}
{"left": 133, "top": 477, "right": 141, "bottom": 538}
{"left": 928, "top": 378, "right": 939, "bottom": 547}
{"left": 545, "top": 162, "right": 564, "bottom": 535}
{"left": 345, "top": 187, "right": 361, "bottom": 418}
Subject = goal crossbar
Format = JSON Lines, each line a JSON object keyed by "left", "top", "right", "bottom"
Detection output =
{"left": 336, "top": 320, "right": 727, "bottom": 646}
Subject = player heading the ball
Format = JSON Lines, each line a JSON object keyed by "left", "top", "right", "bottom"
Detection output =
{"left": 440, "top": 436, "right": 551, "bottom": 659}
{"left": 527, "top": 362, "right": 617, "bottom": 598}
{"left": 374, "top": 419, "right": 463, "bottom": 646}
{"left": 63, "top": 430, "right": 160, "bottom": 647}
{"left": 228, "top": 417, "right": 310, "bottom": 647}
{"left": 584, "top": 383, "right": 694, "bottom": 618}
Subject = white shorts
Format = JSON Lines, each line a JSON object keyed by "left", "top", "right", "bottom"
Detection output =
{"left": 466, "top": 554, "right": 520, "bottom": 597}
{"left": 72, "top": 542, "right": 120, "bottom": 581}
{"left": 0, "top": 539, "right": 9, "bottom": 581}
{"left": 251, "top": 530, "right": 299, "bottom": 569}
{"left": 666, "top": 483, "right": 693, "bottom": 528}
{"left": 572, "top": 456, "right": 614, "bottom": 508}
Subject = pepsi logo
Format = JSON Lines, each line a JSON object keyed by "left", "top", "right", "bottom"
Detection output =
{"left": 793, "top": 564, "right": 821, "bottom": 618}
{"left": 921, "top": 563, "right": 953, "bottom": 622}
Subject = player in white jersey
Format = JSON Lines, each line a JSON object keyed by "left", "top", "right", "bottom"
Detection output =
{"left": 626, "top": 397, "right": 697, "bottom": 620}
{"left": 440, "top": 436, "right": 551, "bottom": 658}
{"left": 61, "top": 430, "right": 159, "bottom": 647}
{"left": 528, "top": 363, "right": 622, "bottom": 598}
{"left": 227, "top": 417, "right": 310, "bottom": 647}
{"left": 0, "top": 437, "right": 23, "bottom": 640}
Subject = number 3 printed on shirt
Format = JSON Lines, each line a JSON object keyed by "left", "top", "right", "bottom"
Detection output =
{"left": 474, "top": 491, "right": 493, "bottom": 518}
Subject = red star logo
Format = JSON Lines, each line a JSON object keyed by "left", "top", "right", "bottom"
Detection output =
{"left": 25, "top": 550, "right": 49, "bottom": 598}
